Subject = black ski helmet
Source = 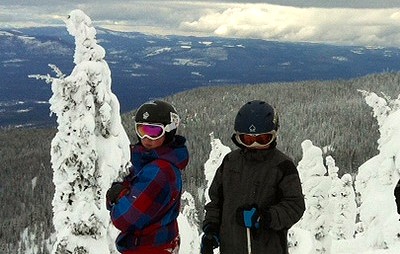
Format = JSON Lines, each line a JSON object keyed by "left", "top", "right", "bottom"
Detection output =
{"left": 135, "top": 100, "right": 180, "bottom": 144}
{"left": 234, "top": 100, "right": 279, "bottom": 134}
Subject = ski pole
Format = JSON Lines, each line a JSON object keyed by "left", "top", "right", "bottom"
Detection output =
{"left": 246, "top": 228, "right": 252, "bottom": 254}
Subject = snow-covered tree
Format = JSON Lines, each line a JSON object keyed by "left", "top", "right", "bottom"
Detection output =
{"left": 358, "top": 90, "right": 392, "bottom": 129}
{"left": 297, "top": 140, "right": 333, "bottom": 253}
{"left": 193, "top": 132, "right": 231, "bottom": 254}
{"left": 33, "top": 9, "right": 131, "bottom": 253}
{"left": 288, "top": 227, "right": 313, "bottom": 254}
{"left": 355, "top": 91, "right": 400, "bottom": 249}
{"left": 326, "top": 156, "right": 339, "bottom": 179}
{"left": 327, "top": 156, "right": 356, "bottom": 240}
{"left": 178, "top": 191, "right": 201, "bottom": 253}
{"left": 17, "top": 223, "right": 53, "bottom": 254}
{"left": 202, "top": 132, "right": 231, "bottom": 204}
{"left": 294, "top": 148, "right": 357, "bottom": 251}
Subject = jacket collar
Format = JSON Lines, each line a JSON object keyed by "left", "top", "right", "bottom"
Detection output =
{"left": 241, "top": 146, "right": 277, "bottom": 161}
{"left": 131, "top": 135, "right": 189, "bottom": 172}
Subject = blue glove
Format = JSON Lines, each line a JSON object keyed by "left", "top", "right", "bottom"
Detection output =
{"left": 244, "top": 207, "right": 260, "bottom": 229}
{"left": 237, "top": 205, "right": 272, "bottom": 229}
{"left": 236, "top": 205, "right": 261, "bottom": 229}
{"left": 200, "top": 224, "right": 220, "bottom": 254}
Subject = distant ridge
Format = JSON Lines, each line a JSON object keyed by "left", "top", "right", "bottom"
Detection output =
{"left": 2, "top": 26, "right": 400, "bottom": 128}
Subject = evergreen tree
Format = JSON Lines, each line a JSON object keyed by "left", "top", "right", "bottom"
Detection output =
{"left": 355, "top": 91, "right": 400, "bottom": 249}
{"left": 326, "top": 156, "right": 356, "bottom": 240}
{"left": 297, "top": 140, "right": 332, "bottom": 253}
{"left": 179, "top": 191, "right": 201, "bottom": 252}
{"left": 202, "top": 132, "right": 231, "bottom": 204}
{"left": 35, "top": 9, "right": 130, "bottom": 253}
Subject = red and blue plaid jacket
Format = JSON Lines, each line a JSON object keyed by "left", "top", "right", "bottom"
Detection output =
{"left": 108, "top": 135, "right": 189, "bottom": 252}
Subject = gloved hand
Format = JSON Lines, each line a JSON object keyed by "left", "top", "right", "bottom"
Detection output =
{"left": 200, "top": 224, "right": 220, "bottom": 254}
{"left": 236, "top": 204, "right": 272, "bottom": 230}
{"left": 106, "top": 182, "right": 130, "bottom": 206}
{"left": 236, "top": 204, "right": 261, "bottom": 229}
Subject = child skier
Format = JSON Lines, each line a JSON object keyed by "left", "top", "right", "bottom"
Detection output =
{"left": 201, "top": 100, "right": 305, "bottom": 254}
{"left": 106, "top": 100, "right": 189, "bottom": 254}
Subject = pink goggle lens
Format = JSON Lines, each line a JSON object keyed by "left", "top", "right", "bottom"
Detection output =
{"left": 135, "top": 123, "right": 165, "bottom": 139}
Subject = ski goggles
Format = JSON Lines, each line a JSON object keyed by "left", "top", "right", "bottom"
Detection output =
{"left": 135, "top": 123, "right": 167, "bottom": 140}
{"left": 235, "top": 131, "right": 277, "bottom": 148}
{"left": 135, "top": 119, "right": 180, "bottom": 140}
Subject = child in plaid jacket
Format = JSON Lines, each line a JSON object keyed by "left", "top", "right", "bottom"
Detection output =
{"left": 107, "top": 100, "right": 189, "bottom": 254}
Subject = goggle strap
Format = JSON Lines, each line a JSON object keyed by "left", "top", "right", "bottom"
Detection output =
{"left": 165, "top": 112, "right": 180, "bottom": 132}
{"left": 164, "top": 123, "right": 175, "bottom": 132}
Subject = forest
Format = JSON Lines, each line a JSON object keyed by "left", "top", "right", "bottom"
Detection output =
{"left": 1, "top": 71, "right": 400, "bottom": 253}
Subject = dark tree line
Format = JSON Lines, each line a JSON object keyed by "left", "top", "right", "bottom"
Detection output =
{"left": 1, "top": 72, "right": 400, "bottom": 253}
{"left": 0, "top": 128, "right": 55, "bottom": 253}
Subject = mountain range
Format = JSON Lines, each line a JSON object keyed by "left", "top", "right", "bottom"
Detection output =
{"left": 1, "top": 26, "right": 400, "bottom": 128}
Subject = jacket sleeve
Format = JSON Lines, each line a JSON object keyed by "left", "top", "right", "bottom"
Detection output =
{"left": 203, "top": 160, "right": 225, "bottom": 229}
{"left": 268, "top": 160, "right": 306, "bottom": 230}
{"left": 110, "top": 164, "right": 170, "bottom": 232}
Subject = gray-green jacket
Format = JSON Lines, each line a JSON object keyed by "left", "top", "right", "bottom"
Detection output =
{"left": 203, "top": 147, "right": 305, "bottom": 254}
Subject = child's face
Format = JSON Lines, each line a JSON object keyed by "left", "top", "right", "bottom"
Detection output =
{"left": 141, "top": 135, "right": 166, "bottom": 150}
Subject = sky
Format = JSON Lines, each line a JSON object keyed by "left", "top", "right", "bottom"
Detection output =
{"left": 0, "top": 0, "right": 400, "bottom": 47}
{"left": 2, "top": 1, "right": 400, "bottom": 47}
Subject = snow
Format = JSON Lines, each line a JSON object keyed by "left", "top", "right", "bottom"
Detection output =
{"left": 145, "top": 47, "right": 172, "bottom": 57}
{"left": 172, "top": 58, "right": 210, "bottom": 67}
{"left": 0, "top": 30, "right": 14, "bottom": 36}
{"left": 16, "top": 108, "right": 32, "bottom": 113}
{"left": 351, "top": 49, "right": 364, "bottom": 55}
{"left": 131, "top": 73, "right": 148, "bottom": 77}
{"left": 178, "top": 192, "right": 201, "bottom": 252}
{"left": 22, "top": 9, "right": 400, "bottom": 254}
{"left": 0, "top": 101, "right": 25, "bottom": 107}
{"left": 31, "top": 177, "right": 38, "bottom": 191}
{"left": 203, "top": 132, "right": 231, "bottom": 205}
{"left": 332, "top": 56, "right": 348, "bottom": 62}
{"left": 191, "top": 71, "right": 204, "bottom": 77}
{"left": 199, "top": 41, "right": 213, "bottom": 46}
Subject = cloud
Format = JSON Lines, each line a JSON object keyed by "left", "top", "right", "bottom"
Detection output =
{"left": 180, "top": 4, "right": 400, "bottom": 47}
{"left": 0, "top": 5, "right": 70, "bottom": 28}
{"left": 2, "top": 2, "right": 400, "bottom": 47}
